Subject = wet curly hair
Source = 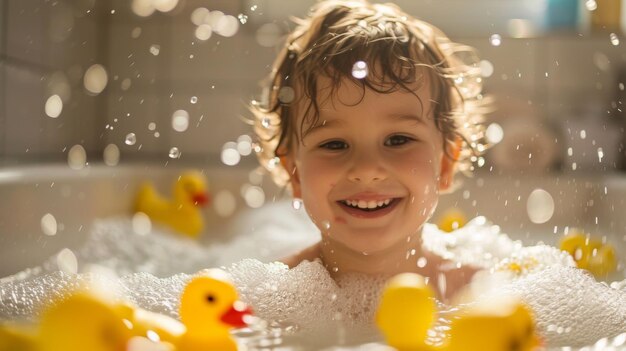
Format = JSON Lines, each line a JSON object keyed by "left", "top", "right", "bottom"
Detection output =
{"left": 250, "top": 0, "right": 491, "bottom": 191}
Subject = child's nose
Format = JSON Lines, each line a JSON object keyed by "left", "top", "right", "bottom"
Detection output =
{"left": 347, "top": 152, "right": 388, "bottom": 183}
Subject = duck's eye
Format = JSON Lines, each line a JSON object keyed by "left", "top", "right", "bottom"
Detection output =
{"left": 206, "top": 294, "right": 216, "bottom": 303}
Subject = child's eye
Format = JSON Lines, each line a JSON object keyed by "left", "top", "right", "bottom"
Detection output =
{"left": 385, "top": 135, "right": 414, "bottom": 146}
{"left": 319, "top": 140, "right": 348, "bottom": 150}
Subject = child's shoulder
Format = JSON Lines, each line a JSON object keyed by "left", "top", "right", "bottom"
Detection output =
{"left": 280, "top": 243, "right": 322, "bottom": 269}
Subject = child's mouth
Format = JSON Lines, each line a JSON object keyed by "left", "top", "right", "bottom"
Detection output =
{"left": 337, "top": 198, "right": 401, "bottom": 218}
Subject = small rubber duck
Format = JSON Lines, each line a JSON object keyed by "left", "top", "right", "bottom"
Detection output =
{"left": 376, "top": 273, "right": 542, "bottom": 351}
{"left": 135, "top": 170, "right": 211, "bottom": 238}
{"left": 445, "top": 298, "right": 541, "bottom": 351}
{"left": 376, "top": 273, "right": 436, "bottom": 351}
{"left": 177, "top": 269, "right": 253, "bottom": 351}
{"left": 122, "top": 269, "right": 253, "bottom": 351}
{"left": 559, "top": 231, "right": 617, "bottom": 278}
{"left": 437, "top": 208, "right": 467, "bottom": 233}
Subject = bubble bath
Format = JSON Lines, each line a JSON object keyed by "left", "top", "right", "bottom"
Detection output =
{"left": 0, "top": 165, "right": 625, "bottom": 350}
{"left": 1, "top": 214, "right": 625, "bottom": 350}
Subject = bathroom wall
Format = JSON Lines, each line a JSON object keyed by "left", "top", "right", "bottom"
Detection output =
{"left": 0, "top": 0, "right": 624, "bottom": 173}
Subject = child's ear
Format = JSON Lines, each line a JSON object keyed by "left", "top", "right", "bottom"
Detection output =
{"left": 439, "top": 137, "right": 462, "bottom": 191}
{"left": 280, "top": 155, "right": 302, "bottom": 198}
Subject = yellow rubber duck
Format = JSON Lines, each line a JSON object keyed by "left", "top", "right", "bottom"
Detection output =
{"left": 559, "top": 231, "right": 617, "bottom": 278}
{"left": 177, "top": 269, "right": 253, "bottom": 351}
{"left": 437, "top": 208, "right": 467, "bottom": 233}
{"left": 135, "top": 170, "right": 211, "bottom": 238}
{"left": 0, "top": 324, "right": 37, "bottom": 351}
{"left": 376, "top": 273, "right": 436, "bottom": 351}
{"left": 120, "top": 269, "right": 253, "bottom": 351}
{"left": 0, "top": 293, "right": 136, "bottom": 351}
{"left": 375, "top": 273, "right": 542, "bottom": 351}
{"left": 445, "top": 298, "right": 541, "bottom": 351}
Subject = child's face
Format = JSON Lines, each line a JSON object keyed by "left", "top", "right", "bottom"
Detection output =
{"left": 282, "top": 74, "right": 456, "bottom": 254}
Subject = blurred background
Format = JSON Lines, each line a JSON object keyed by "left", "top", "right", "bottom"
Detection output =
{"left": 0, "top": 0, "right": 625, "bottom": 172}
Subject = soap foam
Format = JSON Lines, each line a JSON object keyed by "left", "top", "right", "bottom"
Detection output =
{"left": 0, "top": 213, "right": 625, "bottom": 350}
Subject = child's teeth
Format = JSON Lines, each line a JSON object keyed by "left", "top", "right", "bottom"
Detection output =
{"left": 383, "top": 199, "right": 390, "bottom": 205}
{"left": 377, "top": 200, "right": 384, "bottom": 207}
{"left": 357, "top": 200, "right": 367, "bottom": 209}
{"left": 367, "top": 201, "right": 378, "bottom": 209}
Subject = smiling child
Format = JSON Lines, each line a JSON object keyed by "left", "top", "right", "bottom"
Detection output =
{"left": 251, "top": 0, "right": 489, "bottom": 300}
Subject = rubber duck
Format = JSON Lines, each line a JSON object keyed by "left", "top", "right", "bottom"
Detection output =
{"left": 559, "top": 231, "right": 617, "bottom": 278}
{"left": 376, "top": 273, "right": 436, "bottom": 351}
{"left": 135, "top": 170, "right": 211, "bottom": 238}
{"left": 176, "top": 268, "right": 253, "bottom": 351}
{"left": 0, "top": 324, "right": 37, "bottom": 351}
{"left": 375, "top": 273, "right": 542, "bottom": 351}
{"left": 445, "top": 298, "right": 541, "bottom": 351}
{"left": 437, "top": 208, "right": 467, "bottom": 233}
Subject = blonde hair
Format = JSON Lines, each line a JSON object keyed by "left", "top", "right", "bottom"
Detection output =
{"left": 251, "top": 0, "right": 490, "bottom": 190}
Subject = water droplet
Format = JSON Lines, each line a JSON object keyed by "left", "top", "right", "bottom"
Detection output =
{"left": 103, "top": 144, "right": 120, "bottom": 166}
{"left": 322, "top": 220, "right": 331, "bottom": 230}
{"left": 83, "top": 64, "right": 108, "bottom": 94}
{"left": 238, "top": 13, "right": 248, "bottom": 24}
{"left": 154, "top": 0, "right": 178, "bottom": 12}
{"left": 67, "top": 144, "right": 87, "bottom": 170}
{"left": 489, "top": 34, "right": 502, "bottom": 46}
{"left": 57, "top": 248, "right": 78, "bottom": 274}
{"left": 190, "top": 7, "right": 209, "bottom": 26}
{"left": 149, "top": 44, "right": 160, "bottom": 56}
{"left": 131, "top": 0, "right": 155, "bottom": 17}
{"left": 41, "top": 213, "right": 57, "bottom": 236}
{"left": 45, "top": 95, "right": 63, "bottom": 118}
{"left": 169, "top": 147, "right": 181, "bottom": 159}
{"left": 214, "top": 190, "right": 237, "bottom": 217}
{"left": 132, "top": 212, "right": 151, "bottom": 235}
{"left": 171, "top": 109, "right": 189, "bottom": 132}
{"left": 526, "top": 188, "right": 555, "bottom": 224}
{"left": 214, "top": 15, "right": 239, "bottom": 37}
{"left": 332, "top": 267, "right": 339, "bottom": 273}
{"left": 292, "top": 198, "right": 303, "bottom": 210}
{"left": 121, "top": 78, "right": 131, "bottom": 91}
{"left": 479, "top": 60, "right": 494, "bottom": 77}
{"left": 250, "top": 5, "right": 258, "bottom": 11}
{"left": 237, "top": 135, "right": 253, "bottom": 156}
{"left": 244, "top": 186, "right": 265, "bottom": 208}
{"left": 580, "top": 129, "right": 586, "bottom": 139}
{"left": 195, "top": 24, "right": 212, "bottom": 41}
{"left": 278, "top": 86, "right": 295, "bottom": 103}
{"left": 598, "top": 147, "right": 604, "bottom": 162}
{"left": 131, "top": 26, "right": 142, "bottom": 38}
{"left": 417, "top": 257, "right": 428, "bottom": 268}
{"left": 148, "top": 122, "right": 156, "bottom": 131}
{"left": 221, "top": 142, "right": 241, "bottom": 165}
{"left": 610, "top": 33, "right": 620, "bottom": 46}
{"left": 125, "top": 133, "right": 137, "bottom": 145}
{"left": 585, "top": 0, "right": 597, "bottom": 11}
{"left": 190, "top": 96, "right": 198, "bottom": 104}
{"left": 267, "top": 157, "right": 280, "bottom": 169}
{"left": 619, "top": 82, "right": 624, "bottom": 91}
{"left": 261, "top": 117, "right": 271, "bottom": 128}
{"left": 485, "top": 123, "right": 503, "bottom": 144}
{"left": 567, "top": 147, "right": 573, "bottom": 156}
{"left": 351, "top": 61, "right": 368, "bottom": 79}
{"left": 256, "top": 23, "right": 281, "bottom": 47}
{"left": 437, "top": 273, "right": 447, "bottom": 297}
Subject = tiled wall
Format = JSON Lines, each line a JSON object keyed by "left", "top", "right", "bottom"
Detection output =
{"left": 1, "top": 0, "right": 625, "bottom": 172}
{"left": 0, "top": 0, "right": 107, "bottom": 165}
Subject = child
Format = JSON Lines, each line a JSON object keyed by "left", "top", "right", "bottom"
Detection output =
{"left": 251, "top": 0, "right": 489, "bottom": 301}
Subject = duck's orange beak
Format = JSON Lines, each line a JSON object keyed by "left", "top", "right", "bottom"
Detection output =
{"left": 220, "top": 301, "right": 253, "bottom": 328}
{"left": 192, "top": 193, "right": 210, "bottom": 207}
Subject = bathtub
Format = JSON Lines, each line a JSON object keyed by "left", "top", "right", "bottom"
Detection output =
{"left": 1, "top": 163, "right": 625, "bottom": 278}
